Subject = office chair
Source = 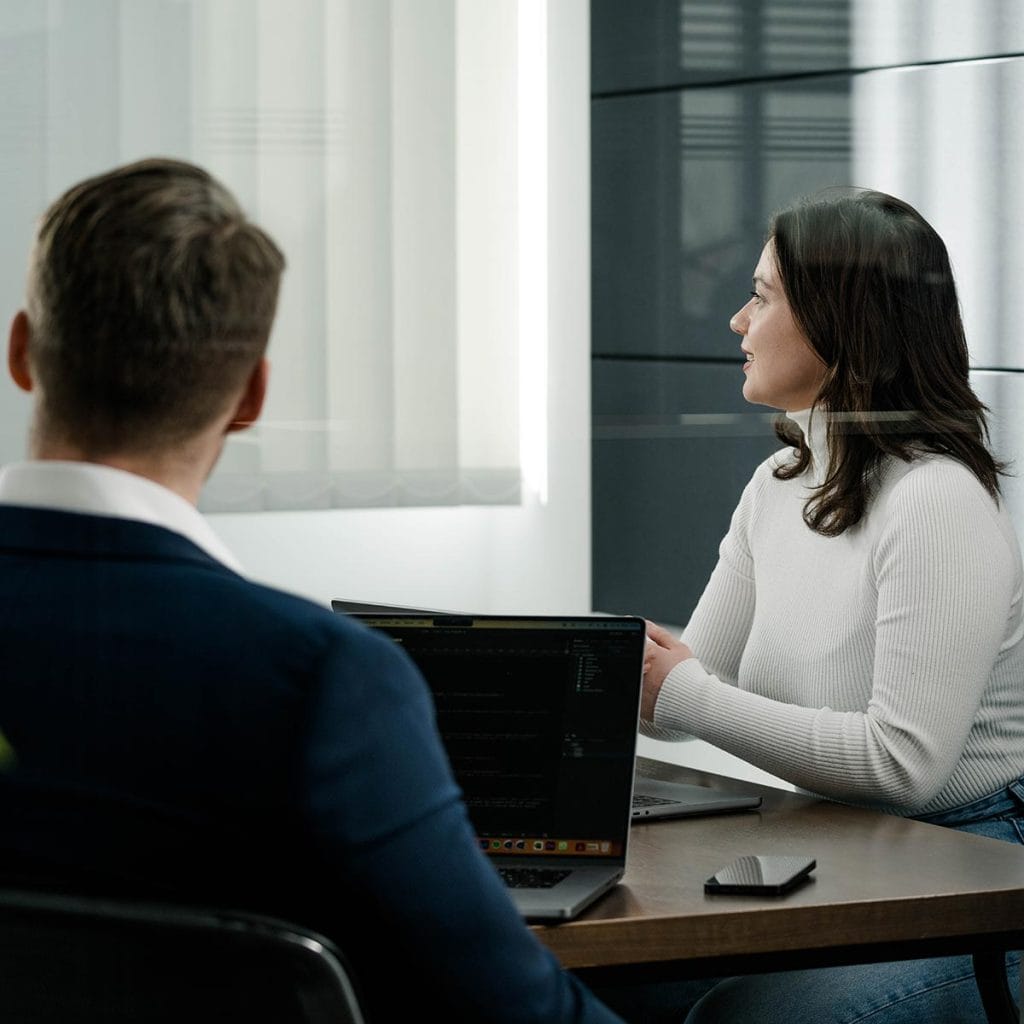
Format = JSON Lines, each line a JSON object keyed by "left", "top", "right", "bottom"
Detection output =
{"left": 0, "top": 885, "right": 367, "bottom": 1024}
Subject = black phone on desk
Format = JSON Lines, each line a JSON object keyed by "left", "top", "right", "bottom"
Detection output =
{"left": 704, "top": 854, "right": 816, "bottom": 896}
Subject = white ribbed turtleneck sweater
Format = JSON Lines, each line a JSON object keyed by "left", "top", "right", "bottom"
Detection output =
{"left": 645, "top": 409, "right": 1024, "bottom": 815}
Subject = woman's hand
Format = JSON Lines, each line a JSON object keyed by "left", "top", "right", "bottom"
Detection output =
{"left": 642, "top": 620, "right": 694, "bottom": 721}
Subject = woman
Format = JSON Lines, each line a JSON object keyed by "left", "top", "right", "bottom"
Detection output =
{"left": 644, "top": 189, "right": 1024, "bottom": 1023}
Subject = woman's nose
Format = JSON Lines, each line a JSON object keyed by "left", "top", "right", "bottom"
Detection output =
{"left": 729, "top": 307, "right": 748, "bottom": 335}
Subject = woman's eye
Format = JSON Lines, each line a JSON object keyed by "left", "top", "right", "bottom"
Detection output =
{"left": 749, "top": 290, "right": 764, "bottom": 305}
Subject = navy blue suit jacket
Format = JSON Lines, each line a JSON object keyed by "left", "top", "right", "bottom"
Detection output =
{"left": 0, "top": 504, "right": 622, "bottom": 1023}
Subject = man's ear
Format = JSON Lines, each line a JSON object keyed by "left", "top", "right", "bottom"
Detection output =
{"left": 8, "top": 311, "right": 33, "bottom": 393}
{"left": 226, "top": 358, "right": 269, "bottom": 433}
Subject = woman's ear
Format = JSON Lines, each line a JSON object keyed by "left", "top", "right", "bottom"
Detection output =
{"left": 8, "top": 311, "right": 33, "bottom": 393}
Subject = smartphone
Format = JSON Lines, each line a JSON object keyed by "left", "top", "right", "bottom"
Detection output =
{"left": 704, "top": 854, "right": 816, "bottom": 896}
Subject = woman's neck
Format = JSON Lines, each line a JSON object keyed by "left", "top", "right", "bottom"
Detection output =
{"left": 786, "top": 407, "right": 829, "bottom": 481}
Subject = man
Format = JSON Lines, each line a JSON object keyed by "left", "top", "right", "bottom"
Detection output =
{"left": 0, "top": 158, "right": 623, "bottom": 1022}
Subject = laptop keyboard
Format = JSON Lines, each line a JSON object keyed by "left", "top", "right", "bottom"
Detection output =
{"left": 498, "top": 867, "right": 571, "bottom": 889}
{"left": 633, "top": 793, "right": 675, "bottom": 807}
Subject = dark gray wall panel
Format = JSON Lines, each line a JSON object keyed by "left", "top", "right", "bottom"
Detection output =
{"left": 592, "top": 0, "right": 851, "bottom": 93}
{"left": 593, "top": 364, "right": 1024, "bottom": 627}
{"left": 592, "top": 0, "right": 1024, "bottom": 95}
{"left": 592, "top": 359, "right": 779, "bottom": 625}
{"left": 593, "top": 55, "right": 1024, "bottom": 367}
{"left": 593, "top": 76, "right": 851, "bottom": 359}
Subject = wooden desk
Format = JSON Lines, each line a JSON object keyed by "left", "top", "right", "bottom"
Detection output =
{"left": 533, "top": 756, "right": 1024, "bottom": 1023}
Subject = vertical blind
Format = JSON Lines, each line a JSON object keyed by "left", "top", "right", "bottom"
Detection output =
{"left": 0, "top": 0, "right": 524, "bottom": 510}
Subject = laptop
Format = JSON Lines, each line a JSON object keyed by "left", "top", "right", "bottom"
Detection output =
{"left": 331, "top": 598, "right": 451, "bottom": 615}
{"left": 348, "top": 612, "right": 646, "bottom": 921}
{"left": 334, "top": 600, "right": 763, "bottom": 824}
{"left": 631, "top": 776, "right": 761, "bottom": 821}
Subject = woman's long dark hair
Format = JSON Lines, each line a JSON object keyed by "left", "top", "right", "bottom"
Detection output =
{"left": 770, "top": 188, "right": 1004, "bottom": 536}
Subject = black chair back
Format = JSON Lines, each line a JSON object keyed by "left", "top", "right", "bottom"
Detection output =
{"left": 0, "top": 887, "right": 367, "bottom": 1024}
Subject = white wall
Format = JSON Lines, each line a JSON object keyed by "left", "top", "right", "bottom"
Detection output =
{"left": 207, "top": 0, "right": 592, "bottom": 615}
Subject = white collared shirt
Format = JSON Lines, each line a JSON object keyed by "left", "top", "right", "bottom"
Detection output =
{"left": 0, "top": 460, "right": 243, "bottom": 573}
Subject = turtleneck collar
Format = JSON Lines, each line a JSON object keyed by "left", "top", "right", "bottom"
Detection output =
{"left": 786, "top": 407, "right": 829, "bottom": 482}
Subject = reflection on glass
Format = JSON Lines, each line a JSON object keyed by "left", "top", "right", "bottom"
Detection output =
{"left": 591, "top": 2, "right": 1024, "bottom": 620}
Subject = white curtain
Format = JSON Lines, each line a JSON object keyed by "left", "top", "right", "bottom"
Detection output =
{"left": 0, "top": 0, "right": 523, "bottom": 510}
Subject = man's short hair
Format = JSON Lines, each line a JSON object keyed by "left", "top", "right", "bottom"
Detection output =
{"left": 26, "top": 157, "right": 285, "bottom": 454}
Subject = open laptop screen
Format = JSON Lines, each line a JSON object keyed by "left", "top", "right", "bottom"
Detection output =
{"left": 353, "top": 615, "right": 644, "bottom": 861}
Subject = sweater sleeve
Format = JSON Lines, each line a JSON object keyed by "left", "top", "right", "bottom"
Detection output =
{"left": 640, "top": 466, "right": 759, "bottom": 743}
{"left": 650, "top": 461, "right": 1019, "bottom": 811}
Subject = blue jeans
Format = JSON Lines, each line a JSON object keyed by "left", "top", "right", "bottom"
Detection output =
{"left": 680, "top": 780, "right": 1024, "bottom": 1024}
